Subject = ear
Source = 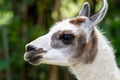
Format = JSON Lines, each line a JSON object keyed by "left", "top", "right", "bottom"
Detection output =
{"left": 79, "top": 2, "right": 90, "bottom": 17}
{"left": 89, "top": 0, "right": 108, "bottom": 26}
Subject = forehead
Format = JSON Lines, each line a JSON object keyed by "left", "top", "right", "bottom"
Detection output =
{"left": 50, "top": 16, "right": 87, "bottom": 35}
{"left": 50, "top": 19, "right": 79, "bottom": 34}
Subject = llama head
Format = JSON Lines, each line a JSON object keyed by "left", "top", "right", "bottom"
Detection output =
{"left": 24, "top": 0, "right": 108, "bottom": 66}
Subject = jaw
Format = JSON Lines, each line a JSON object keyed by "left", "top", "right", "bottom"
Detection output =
{"left": 26, "top": 58, "right": 70, "bottom": 66}
{"left": 41, "top": 58, "right": 70, "bottom": 66}
{"left": 24, "top": 49, "right": 70, "bottom": 66}
{"left": 41, "top": 49, "right": 70, "bottom": 66}
{"left": 25, "top": 56, "right": 70, "bottom": 66}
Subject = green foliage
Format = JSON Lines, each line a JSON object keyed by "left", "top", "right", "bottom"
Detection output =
{"left": 0, "top": 11, "right": 13, "bottom": 25}
{"left": 0, "top": 59, "right": 9, "bottom": 70}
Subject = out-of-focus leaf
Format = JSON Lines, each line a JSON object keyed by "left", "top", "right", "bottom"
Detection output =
{"left": 0, "top": 11, "right": 13, "bottom": 26}
{"left": 0, "top": 59, "right": 9, "bottom": 70}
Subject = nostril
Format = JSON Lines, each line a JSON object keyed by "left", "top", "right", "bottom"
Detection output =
{"left": 26, "top": 45, "right": 36, "bottom": 52}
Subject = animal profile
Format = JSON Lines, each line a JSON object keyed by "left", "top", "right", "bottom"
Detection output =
{"left": 24, "top": 0, "right": 120, "bottom": 80}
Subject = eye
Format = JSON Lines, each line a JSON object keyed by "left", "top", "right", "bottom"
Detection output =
{"left": 59, "top": 34, "right": 75, "bottom": 44}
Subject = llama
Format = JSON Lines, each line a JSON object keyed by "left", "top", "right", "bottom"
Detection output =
{"left": 24, "top": 0, "right": 120, "bottom": 80}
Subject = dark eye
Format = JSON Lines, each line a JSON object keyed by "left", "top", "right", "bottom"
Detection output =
{"left": 59, "top": 34, "right": 75, "bottom": 44}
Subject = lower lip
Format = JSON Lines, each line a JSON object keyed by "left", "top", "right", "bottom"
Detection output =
{"left": 28, "top": 56, "right": 43, "bottom": 64}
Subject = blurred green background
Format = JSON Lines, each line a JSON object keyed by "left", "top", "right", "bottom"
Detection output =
{"left": 0, "top": 0, "right": 120, "bottom": 80}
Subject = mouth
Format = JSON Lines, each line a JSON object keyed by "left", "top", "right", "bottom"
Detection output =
{"left": 28, "top": 55, "right": 43, "bottom": 65}
{"left": 24, "top": 48, "right": 47, "bottom": 65}
{"left": 24, "top": 51, "right": 45, "bottom": 65}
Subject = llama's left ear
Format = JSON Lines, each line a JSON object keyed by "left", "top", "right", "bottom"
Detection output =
{"left": 89, "top": 0, "right": 108, "bottom": 26}
{"left": 79, "top": 2, "right": 90, "bottom": 17}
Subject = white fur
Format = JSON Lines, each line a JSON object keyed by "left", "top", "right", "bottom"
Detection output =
{"left": 70, "top": 27, "right": 120, "bottom": 80}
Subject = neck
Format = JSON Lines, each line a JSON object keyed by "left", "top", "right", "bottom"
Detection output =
{"left": 70, "top": 28, "right": 120, "bottom": 80}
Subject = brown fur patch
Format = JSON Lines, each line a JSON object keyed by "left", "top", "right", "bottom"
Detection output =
{"left": 72, "top": 29, "right": 98, "bottom": 64}
{"left": 70, "top": 17, "right": 86, "bottom": 26}
{"left": 82, "top": 30, "right": 98, "bottom": 63}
